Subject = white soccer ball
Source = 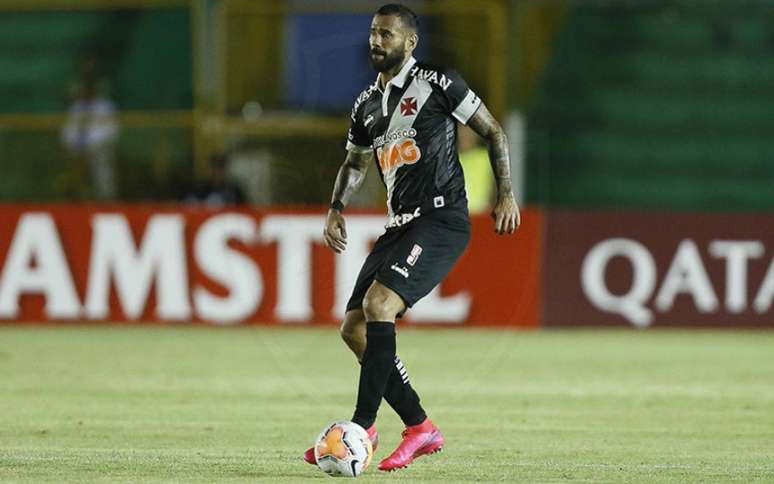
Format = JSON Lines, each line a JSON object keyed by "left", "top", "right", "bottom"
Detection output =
{"left": 314, "top": 420, "right": 373, "bottom": 477}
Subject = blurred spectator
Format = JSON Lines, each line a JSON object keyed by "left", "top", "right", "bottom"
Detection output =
{"left": 458, "top": 125, "right": 494, "bottom": 214}
{"left": 60, "top": 53, "right": 119, "bottom": 199}
{"left": 181, "top": 154, "right": 246, "bottom": 206}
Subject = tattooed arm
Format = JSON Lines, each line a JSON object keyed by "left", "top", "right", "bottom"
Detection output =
{"left": 323, "top": 149, "right": 373, "bottom": 253}
{"left": 466, "top": 103, "right": 521, "bottom": 234}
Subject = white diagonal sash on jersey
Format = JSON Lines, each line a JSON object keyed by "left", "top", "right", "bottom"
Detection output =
{"left": 382, "top": 78, "right": 433, "bottom": 217}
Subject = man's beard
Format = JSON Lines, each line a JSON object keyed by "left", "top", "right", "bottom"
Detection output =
{"left": 369, "top": 48, "right": 405, "bottom": 73}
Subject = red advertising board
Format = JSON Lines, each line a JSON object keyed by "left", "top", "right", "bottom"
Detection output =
{"left": 0, "top": 205, "right": 542, "bottom": 327}
{"left": 543, "top": 210, "right": 774, "bottom": 328}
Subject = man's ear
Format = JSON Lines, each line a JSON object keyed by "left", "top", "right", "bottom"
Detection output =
{"left": 407, "top": 32, "right": 418, "bottom": 51}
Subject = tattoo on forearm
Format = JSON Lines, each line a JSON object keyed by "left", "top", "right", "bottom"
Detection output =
{"left": 331, "top": 150, "right": 372, "bottom": 207}
{"left": 467, "top": 104, "right": 513, "bottom": 197}
{"left": 488, "top": 130, "right": 513, "bottom": 196}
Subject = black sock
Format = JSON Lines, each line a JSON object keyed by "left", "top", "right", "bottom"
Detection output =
{"left": 383, "top": 355, "right": 427, "bottom": 426}
{"left": 352, "top": 322, "right": 395, "bottom": 429}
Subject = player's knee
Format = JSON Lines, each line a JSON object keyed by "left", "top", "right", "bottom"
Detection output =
{"left": 340, "top": 322, "right": 356, "bottom": 345}
{"left": 362, "top": 293, "right": 387, "bottom": 321}
{"left": 340, "top": 312, "right": 366, "bottom": 357}
{"left": 362, "top": 285, "right": 400, "bottom": 321}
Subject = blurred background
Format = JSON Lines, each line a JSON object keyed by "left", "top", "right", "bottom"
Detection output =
{"left": 2, "top": 5, "right": 773, "bottom": 481}
{"left": 4, "top": 0, "right": 773, "bottom": 210}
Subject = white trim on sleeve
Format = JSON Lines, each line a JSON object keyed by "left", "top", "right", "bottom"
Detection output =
{"left": 452, "top": 89, "right": 482, "bottom": 125}
{"left": 345, "top": 141, "right": 373, "bottom": 153}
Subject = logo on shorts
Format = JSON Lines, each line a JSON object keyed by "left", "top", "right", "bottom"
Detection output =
{"left": 390, "top": 263, "right": 410, "bottom": 279}
{"left": 406, "top": 244, "right": 423, "bottom": 267}
{"left": 386, "top": 207, "right": 421, "bottom": 229}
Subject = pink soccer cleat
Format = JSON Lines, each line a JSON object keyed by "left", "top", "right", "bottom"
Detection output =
{"left": 378, "top": 418, "right": 444, "bottom": 471}
{"left": 304, "top": 424, "right": 379, "bottom": 465}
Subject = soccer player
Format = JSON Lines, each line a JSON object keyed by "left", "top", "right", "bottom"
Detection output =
{"left": 306, "top": 3, "right": 520, "bottom": 471}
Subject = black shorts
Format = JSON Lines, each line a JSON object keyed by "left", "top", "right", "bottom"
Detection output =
{"left": 345, "top": 206, "right": 471, "bottom": 317}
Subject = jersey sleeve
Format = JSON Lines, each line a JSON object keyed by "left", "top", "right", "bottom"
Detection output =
{"left": 345, "top": 97, "right": 373, "bottom": 153}
{"left": 439, "top": 68, "right": 482, "bottom": 125}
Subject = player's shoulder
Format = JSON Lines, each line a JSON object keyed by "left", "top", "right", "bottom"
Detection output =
{"left": 409, "top": 60, "right": 463, "bottom": 92}
{"left": 351, "top": 80, "right": 380, "bottom": 114}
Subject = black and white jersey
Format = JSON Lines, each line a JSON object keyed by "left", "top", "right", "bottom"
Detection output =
{"left": 346, "top": 57, "right": 482, "bottom": 218}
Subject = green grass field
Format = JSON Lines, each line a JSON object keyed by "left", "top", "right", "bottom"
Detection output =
{"left": 1, "top": 326, "right": 773, "bottom": 483}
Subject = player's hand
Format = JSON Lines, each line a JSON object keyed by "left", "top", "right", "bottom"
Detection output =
{"left": 323, "top": 209, "right": 348, "bottom": 253}
{"left": 491, "top": 193, "right": 520, "bottom": 235}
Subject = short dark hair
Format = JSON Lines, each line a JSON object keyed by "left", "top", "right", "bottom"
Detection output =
{"left": 376, "top": 4, "right": 418, "bottom": 32}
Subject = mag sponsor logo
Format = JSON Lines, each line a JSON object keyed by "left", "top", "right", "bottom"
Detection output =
{"left": 377, "top": 139, "right": 421, "bottom": 173}
{"left": 373, "top": 128, "right": 421, "bottom": 172}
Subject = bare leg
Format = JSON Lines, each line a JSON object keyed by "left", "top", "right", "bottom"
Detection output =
{"left": 352, "top": 281, "right": 409, "bottom": 428}
{"left": 340, "top": 309, "right": 367, "bottom": 361}
{"left": 362, "top": 281, "right": 405, "bottom": 322}
{"left": 340, "top": 278, "right": 405, "bottom": 360}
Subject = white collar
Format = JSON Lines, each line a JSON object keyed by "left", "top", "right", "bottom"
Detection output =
{"left": 378, "top": 56, "right": 417, "bottom": 90}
